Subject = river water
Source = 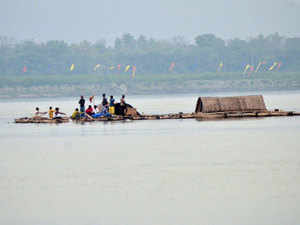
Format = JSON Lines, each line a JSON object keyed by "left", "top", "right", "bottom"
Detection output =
{"left": 0, "top": 91, "right": 300, "bottom": 225}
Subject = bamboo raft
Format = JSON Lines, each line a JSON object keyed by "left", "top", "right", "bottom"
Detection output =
{"left": 15, "top": 117, "right": 69, "bottom": 124}
{"left": 14, "top": 110, "right": 300, "bottom": 123}
{"left": 14, "top": 95, "right": 300, "bottom": 124}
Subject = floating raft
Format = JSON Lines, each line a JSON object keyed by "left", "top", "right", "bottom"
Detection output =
{"left": 15, "top": 117, "right": 69, "bottom": 124}
{"left": 76, "top": 112, "right": 196, "bottom": 122}
{"left": 14, "top": 95, "right": 300, "bottom": 124}
{"left": 14, "top": 110, "right": 300, "bottom": 124}
{"left": 75, "top": 110, "right": 300, "bottom": 122}
{"left": 194, "top": 110, "right": 300, "bottom": 120}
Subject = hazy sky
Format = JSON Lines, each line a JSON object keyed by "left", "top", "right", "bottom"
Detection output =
{"left": 1, "top": 0, "right": 300, "bottom": 43}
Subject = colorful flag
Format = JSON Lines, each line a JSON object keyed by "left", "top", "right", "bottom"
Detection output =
{"left": 277, "top": 62, "right": 282, "bottom": 70}
{"left": 117, "top": 64, "right": 121, "bottom": 70}
{"left": 70, "top": 64, "right": 75, "bottom": 71}
{"left": 23, "top": 66, "right": 27, "bottom": 73}
{"left": 89, "top": 96, "right": 94, "bottom": 103}
{"left": 217, "top": 61, "right": 223, "bottom": 72}
{"left": 243, "top": 64, "right": 251, "bottom": 74}
{"left": 248, "top": 65, "right": 254, "bottom": 75}
{"left": 94, "top": 64, "right": 101, "bottom": 71}
{"left": 169, "top": 62, "right": 175, "bottom": 71}
{"left": 268, "top": 62, "right": 278, "bottom": 71}
{"left": 125, "top": 65, "right": 130, "bottom": 72}
{"left": 132, "top": 66, "right": 136, "bottom": 78}
{"left": 255, "top": 62, "right": 262, "bottom": 73}
{"left": 109, "top": 66, "right": 115, "bottom": 70}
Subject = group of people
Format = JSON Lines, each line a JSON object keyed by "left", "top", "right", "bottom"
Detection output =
{"left": 35, "top": 106, "right": 66, "bottom": 119}
{"left": 72, "top": 94, "right": 126, "bottom": 119}
{"left": 33, "top": 94, "right": 127, "bottom": 120}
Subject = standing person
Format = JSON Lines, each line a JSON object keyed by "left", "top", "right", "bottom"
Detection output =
{"left": 48, "top": 106, "right": 55, "bottom": 119}
{"left": 79, "top": 96, "right": 85, "bottom": 115}
{"left": 101, "top": 93, "right": 109, "bottom": 111}
{"left": 109, "top": 95, "right": 115, "bottom": 115}
{"left": 120, "top": 94, "right": 126, "bottom": 106}
{"left": 119, "top": 95, "right": 127, "bottom": 116}
{"left": 102, "top": 93, "right": 108, "bottom": 107}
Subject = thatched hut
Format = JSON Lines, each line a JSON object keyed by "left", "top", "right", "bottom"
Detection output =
{"left": 195, "top": 95, "right": 267, "bottom": 113}
{"left": 114, "top": 103, "right": 140, "bottom": 116}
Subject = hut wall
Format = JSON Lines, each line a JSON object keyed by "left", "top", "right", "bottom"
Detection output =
{"left": 195, "top": 95, "right": 267, "bottom": 113}
{"left": 241, "top": 95, "right": 266, "bottom": 111}
{"left": 219, "top": 97, "right": 241, "bottom": 112}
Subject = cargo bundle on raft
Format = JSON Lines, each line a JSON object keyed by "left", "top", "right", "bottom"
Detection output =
{"left": 15, "top": 95, "right": 300, "bottom": 124}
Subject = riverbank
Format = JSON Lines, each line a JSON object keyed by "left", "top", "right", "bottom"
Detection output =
{"left": 1, "top": 72, "right": 300, "bottom": 98}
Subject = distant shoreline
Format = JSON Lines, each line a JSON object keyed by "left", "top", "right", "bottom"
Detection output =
{"left": 1, "top": 72, "right": 300, "bottom": 99}
{"left": 1, "top": 85, "right": 300, "bottom": 99}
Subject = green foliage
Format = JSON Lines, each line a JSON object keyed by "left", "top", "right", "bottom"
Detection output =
{"left": 0, "top": 33, "right": 300, "bottom": 76}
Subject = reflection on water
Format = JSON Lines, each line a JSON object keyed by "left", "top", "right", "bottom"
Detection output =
{"left": 0, "top": 91, "right": 300, "bottom": 225}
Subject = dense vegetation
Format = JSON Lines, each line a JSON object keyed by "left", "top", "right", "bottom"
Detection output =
{"left": 1, "top": 72, "right": 300, "bottom": 98}
{"left": 1, "top": 33, "right": 300, "bottom": 97}
{"left": 0, "top": 33, "right": 300, "bottom": 75}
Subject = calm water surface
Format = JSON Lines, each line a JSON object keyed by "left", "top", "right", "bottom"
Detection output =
{"left": 0, "top": 92, "right": 300, "bottom": 225}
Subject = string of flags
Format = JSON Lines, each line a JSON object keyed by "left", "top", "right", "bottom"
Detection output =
{"left": 241, "top": 61, "right": 282, "bottom": 75}
{"left": 67, "top": 63, "right": 136, "bottom": 77}
{"left": 20, "top": 61, "right": 283, "bottom": 75}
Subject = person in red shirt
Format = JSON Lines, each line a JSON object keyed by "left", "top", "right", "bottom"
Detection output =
{"left": 85, "top": 105, "right": 94, "bottom": 116}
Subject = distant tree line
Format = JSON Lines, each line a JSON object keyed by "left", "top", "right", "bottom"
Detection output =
{"left": 0, "top": 33, "right": 300, "bottom": 75}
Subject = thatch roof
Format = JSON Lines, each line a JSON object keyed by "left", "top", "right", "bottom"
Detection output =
{"left": 195, "top": 95, "right": 267, "bottom": 113}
